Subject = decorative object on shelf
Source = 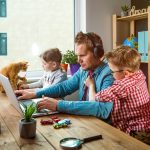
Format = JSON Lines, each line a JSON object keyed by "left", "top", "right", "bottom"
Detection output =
{"left": 19, "top": 103, "right": 36, "bottom": 138}
{"left": 121, "top": 4, "right": 130, "bottom": 16}
{"left": 123, "top": 35, "right": 138, "bottom": 49}
{"left": 61, "top": 50, "right": 80, "bottom": 75}
{"left": 129, "top": 6, "right": 147, "bottom": 16}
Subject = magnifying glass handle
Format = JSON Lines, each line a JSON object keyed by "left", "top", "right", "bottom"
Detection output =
{"left": 83, "top": 135, "right": 102, "bottom": 143}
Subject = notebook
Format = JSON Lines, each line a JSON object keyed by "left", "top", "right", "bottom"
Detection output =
{"left": 0, "top": 74, "right": 59, "bottom": 117}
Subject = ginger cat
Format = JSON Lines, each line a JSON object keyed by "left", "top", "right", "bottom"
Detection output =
{"left": 0, "top": 61, "right": 28, "bottom": 93}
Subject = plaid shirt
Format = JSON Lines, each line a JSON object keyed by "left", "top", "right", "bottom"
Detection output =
{"left": 95, "top": 70, "right": 150, "bottom": 134}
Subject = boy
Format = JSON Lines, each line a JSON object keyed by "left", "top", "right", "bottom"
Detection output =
{"left": 21, "top": 48, "right": 67, "bottom": 90}
{"left": 85, "top": 46, "right": 150, "bottom": 144}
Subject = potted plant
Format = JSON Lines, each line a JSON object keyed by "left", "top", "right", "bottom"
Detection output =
{"left": 61, "top": 53, "right": 69, "bottom": 72}
{"left": 19, "top": 103, "right": 36, "bottom": 138}
{"left": 62, "top": 50, "right": 80, "bottom": 75}
{"left": 121, "top": 5, "right": 130, "bottom": 16}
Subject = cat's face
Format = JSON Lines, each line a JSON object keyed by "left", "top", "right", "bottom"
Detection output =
{"left": 18, "top": 61, "right": 28, "bottom": 71}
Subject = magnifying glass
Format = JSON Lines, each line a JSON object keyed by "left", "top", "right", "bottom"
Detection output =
{"left": 60, "top": 134, "right": 102, "bottom": 149}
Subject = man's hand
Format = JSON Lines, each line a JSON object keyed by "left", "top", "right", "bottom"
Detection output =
{"left": 84, "top": 76, "right": 95, "bottom": 88}
{"left": 15, "top": 90, "right": 36, "bottom": 100}
{"left": 37, "top": 97, "right": 58, "bottom": 111}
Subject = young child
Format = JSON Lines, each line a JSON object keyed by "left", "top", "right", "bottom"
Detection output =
{"left": 85, "top": 46, "right": 150, "bottom": 144}
{"left": 21, "top": 48, "right": 67, "bottom": 90}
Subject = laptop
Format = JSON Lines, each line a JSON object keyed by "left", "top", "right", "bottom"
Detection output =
{"left": 0, "top": 74, "right": 59, "bottom": 117}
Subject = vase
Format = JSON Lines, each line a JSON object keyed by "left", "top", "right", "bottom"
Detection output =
{"left": 121, "top": 11, "right": 128, "bottom": 17}
{"left": 70, "top": 64, "right": 80, "bottom": 75}
{"left": 61, "top": 63, "right": 68, "bottom": 72}
{"left": 19, "top": 118, "right": 36, "bottom": 138}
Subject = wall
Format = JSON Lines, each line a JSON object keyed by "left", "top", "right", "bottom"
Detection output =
{"left": 131, "top": 0, "right": 149, "bottom": 9}
{"left": 85, "top": 0, "right": 131, "bottom": 51}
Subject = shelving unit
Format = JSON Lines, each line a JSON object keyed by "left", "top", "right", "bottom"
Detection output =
{"left": 112, "top": 6, "right": 150, "bottom": 91}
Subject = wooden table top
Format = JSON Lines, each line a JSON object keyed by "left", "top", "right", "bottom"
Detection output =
{"left": 0, "top": 93, "right": 149, "bottom": 150}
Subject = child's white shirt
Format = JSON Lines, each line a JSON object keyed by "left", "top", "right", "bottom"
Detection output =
{"left": 28, "top": 69, "right": 67, "bottom": 89}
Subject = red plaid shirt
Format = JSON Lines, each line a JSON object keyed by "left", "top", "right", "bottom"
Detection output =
{"left": 95, "top": 70, "right": 150, "bottom": 134}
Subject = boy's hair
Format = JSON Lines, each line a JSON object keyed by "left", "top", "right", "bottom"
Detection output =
{"left": 40, "top": 48, "right": 62, "bottom": 63}
{"left": 105, "top": 46, "right": 141, "bottom": 72}
{"left": 75, "top": 31, "right": 104, "bottom": 58}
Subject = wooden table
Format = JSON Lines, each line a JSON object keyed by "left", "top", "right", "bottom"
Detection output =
{"left": 0, "top": 93, "right": 149, "bottom": 150}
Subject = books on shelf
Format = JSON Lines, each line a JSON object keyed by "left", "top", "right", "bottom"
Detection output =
{"left": 138, "top": 31, "right": 148, "bottom": 62}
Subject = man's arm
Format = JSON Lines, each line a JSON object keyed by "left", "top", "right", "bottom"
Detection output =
{"left": 57, "top": 100, "right": 113, "bottom": 119}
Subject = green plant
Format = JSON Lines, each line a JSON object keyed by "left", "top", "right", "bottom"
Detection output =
{"left": 22, "top": 103, "right": 36, "bottom": 122}
{"left": 62, "top": 50, "right": 78, "bottom": 64}
{"left": 121, "top": 5, "right": 130, "bottom": 12}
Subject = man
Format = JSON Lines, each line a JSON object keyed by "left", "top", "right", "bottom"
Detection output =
{"left": 15, "top": 31, "right": 114, "bottom": 119}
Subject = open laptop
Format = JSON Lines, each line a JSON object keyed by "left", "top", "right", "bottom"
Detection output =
{"left": 0, "top": 74, "right": 59, "bottom": 117}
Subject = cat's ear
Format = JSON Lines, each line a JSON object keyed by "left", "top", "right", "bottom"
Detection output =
{"left": 21, "top": 61, "right": 28, "bottom": 66}
{"left": 19, "top": 61, "right": 28, "bottom": 71}
{"left": 24, "top": 61, "right": 28, "bottom": 65}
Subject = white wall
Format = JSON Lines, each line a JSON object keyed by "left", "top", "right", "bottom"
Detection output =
{"left": 76, "top": 0, "right": 131, "bottom": 51}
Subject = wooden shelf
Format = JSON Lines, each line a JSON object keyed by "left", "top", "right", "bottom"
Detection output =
{"left": 141, "top": 61, "right": 148, "bottom": 64}
{"left": 112, "top": 6, "right": 150, "bottom": 91}
{"left": 117, "top": 12, "right": 148, "bottom": 21}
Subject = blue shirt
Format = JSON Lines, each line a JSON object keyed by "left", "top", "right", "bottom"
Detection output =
{"left": 36, "top": 62, "right": 114, "bottom": 119}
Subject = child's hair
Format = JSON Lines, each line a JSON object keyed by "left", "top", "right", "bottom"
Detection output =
{"left": 105, "top": 46, "right": 141, "bottom": 72}
{"left": 40, "top": 48, "right": 62, "bottom": 63}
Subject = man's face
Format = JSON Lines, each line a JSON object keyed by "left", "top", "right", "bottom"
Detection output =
{"left": 75, "top": 44, "right": 98, "bottom": 70}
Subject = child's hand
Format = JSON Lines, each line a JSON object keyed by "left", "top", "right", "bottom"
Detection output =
{"left": 84, "top": 76, "right": 95, "bottom": 87}
{"left": 19, "top": 84, "right": 29, "bottom": 90}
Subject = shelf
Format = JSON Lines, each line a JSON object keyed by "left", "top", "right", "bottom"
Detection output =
{"left": 141, "top": 61, "right": 148, "bottom": 64}
{"left": 113, "top": 7, "right": 150, "bottom": 91}
{"left": 117, "top": 12, "right": 148, "bottom": 21}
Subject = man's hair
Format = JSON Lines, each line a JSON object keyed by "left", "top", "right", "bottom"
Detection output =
{"left": 40, "top": 48, "right": 62, "bottom": 63}
{"left": 105, "top": 46, "right": 141, "bottom": 72}
{"left": 75, "top": 31, "right": 104, "bottom": 58}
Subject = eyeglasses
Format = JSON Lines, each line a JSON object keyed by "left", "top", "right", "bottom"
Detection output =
{"left": 110, "top": 70, "right": 124, "bottom": 74}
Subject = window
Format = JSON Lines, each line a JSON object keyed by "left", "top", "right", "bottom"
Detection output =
{"left": 0, "top": 0, "right": 74, "bottom": 71}
{"left": 0, "top": 0, "right": 6, "bottom": 17}
{"left": 0, "top": 33, "right": 7, "bottom": 55}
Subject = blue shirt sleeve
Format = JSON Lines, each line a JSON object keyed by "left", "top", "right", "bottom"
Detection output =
{"left": 57, "top": 100, "right": 113, "bottom": 119}
{"left": 36, "top": 65, "right": 114, "bottom": 120}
